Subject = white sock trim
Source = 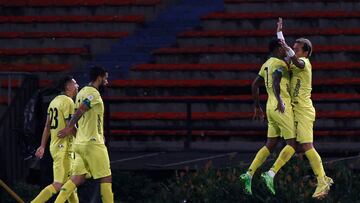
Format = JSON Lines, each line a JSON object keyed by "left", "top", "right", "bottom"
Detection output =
{"left": 268, "top": 170, "right": 275, "bottom": 178}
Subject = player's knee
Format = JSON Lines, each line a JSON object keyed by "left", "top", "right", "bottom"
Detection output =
{"left": 100, "top": 175, "right": 112, "bottom": 183}
{"left": 285, "top": 139, "right": 297, "bottom": 150}
{"left": 265, "top": 139, "right": 278, "bottom": 152}
{"left": 52, "top": 182, "right": 63, "bottom": 192}
{"left": 300, "top": 142, "right": 313, "bottom": 152}
{"left": 71, "top": 175, "right": 86, "bottom": 186}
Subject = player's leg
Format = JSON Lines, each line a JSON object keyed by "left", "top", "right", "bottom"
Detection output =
{"left": 262, "top": 109, "right": 296, "bottom": 194}
{"left": 54, "top": 146, "right": 87, "bottom": 203}
{"left": 261, "top": 138, "right": 296, "bottom": 195}
{"left": 31, "top": 152, "right": 67, "bottom": 203}
{"left": 296, "top": 110, "right": 333, "bottom": 199}
{"left": 239, "top": 115, "right": 280, "bottom": 195}
{"left": 301, "top": 143, "right": 333, "bottom": 199}
{"left": 239, "top": 122, "right": 280, "bottom": 195}
{"left": 87, "top": 144, "right": 114, "bottom": 203}
{"left": 31, "top": 182, "right": 62, "bottom": 203}
{"left": 100, "top": 175, "right": 114, "bottom": 203}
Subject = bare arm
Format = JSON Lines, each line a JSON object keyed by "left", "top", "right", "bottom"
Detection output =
{"left": 251, "top": 75, "right": 265, "bottom": 120}
{"left": 276, "top": 18, "right": 305, "bottom": 69}
{"left": 272, "top": 69, "right": 285, "bottom": 113}
{"left": 58, "top": 103, "right": 89, "bottom": 138}
{"left": 35, "top": 116, "right": 51, "bottom": 159}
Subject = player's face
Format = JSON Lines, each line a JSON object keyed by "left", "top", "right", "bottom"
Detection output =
{"left": 293, "top": 42, "right": 307, "bottom": 58}
{"left": 101, "top": 72, "right": 109, "bottom": 87}
{"left": 67, "top": 79, "right": 79, "bottom": 96}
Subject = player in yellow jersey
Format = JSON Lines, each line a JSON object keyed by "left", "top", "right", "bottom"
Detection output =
{"left": 240, "top": 39, "right": 297, "bottom": 195}
{"left": 277, "top": 18, "right": 333, "bottom": 199}
{"left": 54, "top": 66, "right": 114, "bottom": 203}
{"left": 31, "top": 75, "right": 79, "bottom": 203}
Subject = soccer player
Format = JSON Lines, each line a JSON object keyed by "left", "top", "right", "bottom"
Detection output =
{"left": 31, "top": 75, "right": 79, "bottom": 203}
{"left": 276, "top": 17, "right": 333, "bottom": 199}
{"left": 239, "top": 39, "right": 297, "bottom": 195}
{"left": 54, "top": 66, "right": 113, "bottom": 203}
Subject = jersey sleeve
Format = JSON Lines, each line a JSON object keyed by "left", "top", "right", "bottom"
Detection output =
{"left": 258, "top": 65, "right": 265, "bottom": 78}
{"left": 82, "top": 90, "right": 101, "bottom": 109}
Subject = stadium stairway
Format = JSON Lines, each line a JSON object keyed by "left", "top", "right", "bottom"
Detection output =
{"left": 102, "top": 0, "right": 360, "bottom": 153}
{"left": 90, "top": 0, "right": 224, "bottom": 80}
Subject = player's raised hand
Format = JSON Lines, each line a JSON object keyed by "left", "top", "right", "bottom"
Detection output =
{"left": 275, "top": 101, "right": 285, "bottom": 114}
{"left": 35, "top": 146, "right": 45, "bottom": 159}
{"left": 253, "top": 106, "right": 265, "bottom": 121}
{"left": 277, "top": 17, "right": 283, "bottom": 32}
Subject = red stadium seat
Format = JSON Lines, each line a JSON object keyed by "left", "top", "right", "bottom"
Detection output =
{"left": 109, "top": 78, "right": 360, "bottom": 88}
{"left": 0, "top": 0, "right": 161, "bottom": 7}
{"left": 110, "top": 111, "right": 360, "bottom": 121}
{"left": 225, "top": 0, "right": 358, "bottom": 3}
{"left": 0, "top": 32, "right": 129, "bottom": 39}
{"left": 0, "top": 15, "right": 145, "bottom": 23}
{"left": 202, "top": 11, "right": 360, "bottom": 20}
{"left": 132, "top": 62, "right": 360, "bottom": 71}
{"left": 0, "top": 48, "right": 88, "bottom": 55}
{"left": 153, "top": 45, "right": 360, "bottom": 55}
{"left": 0, "top": 96, "right": 8, "bottom": 105}
{"left": 179, "top": 28, "right": 360, "bottom": 38}
{"left": 110, "top": 129, "right": 360, "bottom": 137}
{"left": 1, "top": 79, "right": 53, "bottom": 88}
{"left": 0, "top": 64, "right": 71, "bottom": 72}
{"left": 104, "top": 93, "right": 360, "bottom": 103}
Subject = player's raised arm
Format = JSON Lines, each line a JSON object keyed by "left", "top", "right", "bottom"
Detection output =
{"left": 251, "top": 75, "right": 265, "bottom": 121}
{"left": 58, "top": 103, "right": 89, "bottom": 138}
{"left": 276, "top": 18, "right": 305, "bottom": 69}
{"left": 35, "top": 115, "right": 51, "bottom": 159}
{"left": 272, "top": 68, "right": 285, "bottom": 113}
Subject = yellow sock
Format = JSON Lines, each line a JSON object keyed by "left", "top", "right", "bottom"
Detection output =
{"left": 31, "top": 184, "right": 57, "bottom": 203}
{"left": 305, "top": 148, "right": 325, "bottom": 178}
{"left": 270, "top": 145, "right": 295, "bottom": 174}
{"left": 54, "top": 180, "right": 77, "bottom": 203}
{"left": 248, "top": 146, "right": 270, "bottom": 176}
{"left": 100, "top": 183, "right": 114, "bottom": 203}
{"left": 67, "top": 189, "right": 79, "bottom": 203}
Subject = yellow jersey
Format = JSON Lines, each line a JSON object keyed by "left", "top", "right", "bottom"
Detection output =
{"left": 75, "top": 86, "right": 104, "bottom": 145}
{"left": 290, "top": 57, "right": 314, "bottom": 109}
{"left": 47, "top": 95, "right": 75, "bottom": 153}
{"left": 258, "top": 57, "right": 292, "bottom": 110}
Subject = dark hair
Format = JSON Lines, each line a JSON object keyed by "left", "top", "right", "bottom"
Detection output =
{"left": 268, "top": 38, "right": 282, "bottom": 53}
{"left": 57, "top": 75, "right": 74, "bottom": 92}
{"left": 295, "top": 38, "right": 312, "bottom": 57}
{"left": 90, "top": 65, "right": 107, "bottom": 82}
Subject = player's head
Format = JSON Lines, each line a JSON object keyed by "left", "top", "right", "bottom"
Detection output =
{"left": 90, "top": 65, "right": 108, "bottom": 87}
{"left": 57, "top": 75, "right": 79, "bottom": 98}
{"left": 269, "top": 38, "right": 286, "bottom": 58}
{"left": 294, "top": 38, "right": 312, "bottom": 58}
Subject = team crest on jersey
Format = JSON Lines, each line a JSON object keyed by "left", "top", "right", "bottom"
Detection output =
{"left": 87, "top": 95, "right": 94, "bottom": 101}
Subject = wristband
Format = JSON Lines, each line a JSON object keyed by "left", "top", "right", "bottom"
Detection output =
{"left": 286, "top": 48, "right": 295, "bottom": 57}
{"left": 277, "top": 31, "right": 285, "bottom": 40}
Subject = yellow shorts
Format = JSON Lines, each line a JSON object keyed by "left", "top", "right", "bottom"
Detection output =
{"left": 294, "top": 107, "right": 316, "bottom": 144}
{"left": 267, "top": 106, "right": 295, "bottom": 140}
{"left": 72, "top": 144, "right": 111, "bottom": 179}
{"left": 50, "top": 150, "right": 72, "bottom": 183}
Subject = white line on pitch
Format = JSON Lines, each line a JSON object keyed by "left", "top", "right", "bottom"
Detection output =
{"left": 110, "top": 152, "right": 164, "bottom": 164}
